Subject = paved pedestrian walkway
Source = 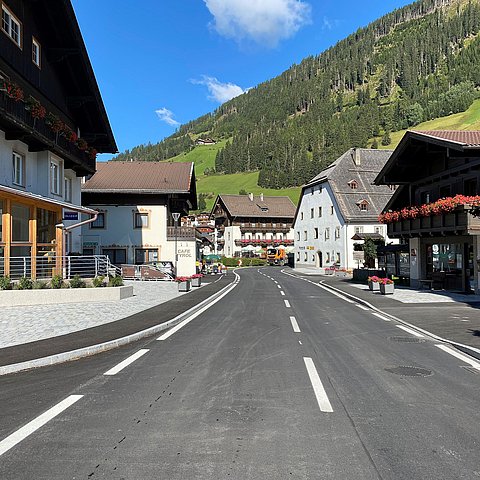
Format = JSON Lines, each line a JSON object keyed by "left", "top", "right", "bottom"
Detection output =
{"left": 0, "top": 281, "right": 190, "bottom": 349}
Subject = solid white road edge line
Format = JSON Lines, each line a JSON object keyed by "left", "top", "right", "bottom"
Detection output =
{"left": 157, "top": 276, "right": 239, "bottom": 340}
{"left": 371, "top": 312, "right": 391, "bottom": 322}
{"left": 396, "top": 325, "right": 425, "bottom": 338}
{"left": 436, "top": 344, "right": 480, "bottom": 370}
{"left": 355, "top": 304, "right": 369, "bottom": 311}
{"left": 303, "top": 357, "right": 333, "bottom": 413}
{"left": 284, "top": 300, "right": 291, "bottom": 308}
{"left": 104, "top": 349, "right": 150, "bottom": 376}
{"left": 290, "top": 316, "right": 301, "bottom": 333}
{"left": 0, "top": 395, "right": 83, "bottom": 457}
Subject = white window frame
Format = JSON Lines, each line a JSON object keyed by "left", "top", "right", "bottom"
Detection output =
{"left": 134, "top": 212, "right": 149, "bottom": 229}
{"left": 50, "top": 158, "right": 62, "bottom": 195}
{"left": 2, "top": 3, "right": 21, "bottom": 47}
{"left": 64, "top": 176, "right": 72, "bottom": 203}
{"left": 335, "top": 226, "right": 340, "bottom": 239}
{"left": 325, "top": 227, "right": 330, "bottom": 240}
{"left": 12, "top": 151, "right": 25, "bottom": 187}
{"left": 32, "top": 36, "right": 41, "bottom": 67}
{"left": 314, "top": 227, "right": 319, "bottom": 239}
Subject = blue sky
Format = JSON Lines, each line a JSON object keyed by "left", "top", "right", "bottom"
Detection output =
{"left": 71, "top": 0, "right": 414, "bottom": 161}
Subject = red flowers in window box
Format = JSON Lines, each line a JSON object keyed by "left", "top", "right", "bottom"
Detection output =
{"left": 46, "top": 113, "right": 64, "bottom": 133}
{"left": 25, "top": 96, "right": 46, "bottom": 119}
{"left": 379, "top": 195, "right": 480, "bottom": 224}
{"left": 1, "top": 79, "right": 24, "bottom": 102}
{"left": 76, "top": 138, "right": 88, "bottom": 151}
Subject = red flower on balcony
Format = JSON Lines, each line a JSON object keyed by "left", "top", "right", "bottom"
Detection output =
{"left": 46, "top": 113, "right": 64, "bottom": 133}
{"left": 88, "top": 148, "right": 98, "bottom": 160}
{"left": 76, "top": 138, "right": 88, "bottom": 151}
{"left": 379, "top": 195, "right": 480, "bottom": 224}
{"left": 25, "top": 97, "right": 46, "bottom": 119}
{"left": 1, "top": 79, "right": 24, "bottom": 102}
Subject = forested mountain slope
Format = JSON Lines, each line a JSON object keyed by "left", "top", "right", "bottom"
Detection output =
{"left": 114, "top": 0, "right": 480, "bottom": 190}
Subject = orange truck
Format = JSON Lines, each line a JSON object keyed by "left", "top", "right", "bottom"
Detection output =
{"left": 267, "top": 248, "right": 286, "bottom": 266}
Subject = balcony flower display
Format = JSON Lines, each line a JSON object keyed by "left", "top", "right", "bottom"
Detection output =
{"left": 25, "top": 96, "right": 46, "bottom": 119}
{"left": 1, "top": 79, "right": 24, "bottom": 102}
{"left": 46, "top": 113, "right": 64, "bottom": 133}
{"left": 76, "top": 138, "right": 88, "bottom": 151}
{"left": 88, "top": 148, "right": 98, "bottom": 160}
{"left": 379, "top": 195, "right": 480, "bottom": 224}
{"left": 62, "top": 126, "right": 78, "bottom": 143}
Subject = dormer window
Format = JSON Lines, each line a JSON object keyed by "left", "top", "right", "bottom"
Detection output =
{"left": 357, "top": 200, "right": 369, "bottom": 211}
{"left": 2, "top": 3, "right": 21, "bottom": 47}
{"left": 348, "top": 180, "right": 358, "bottom": 190}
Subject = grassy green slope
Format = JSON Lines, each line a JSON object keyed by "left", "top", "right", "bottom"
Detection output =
{"left": 374, "top": 99, "right": 480, "bottom": 149}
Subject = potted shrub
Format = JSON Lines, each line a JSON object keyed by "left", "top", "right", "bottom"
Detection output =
{"left": 368, "top": 276, "right": 380, "bottom": 291}
{"left": 176, "top": 276, "right": 191, "bottom": 292}
{"left": 379, "top": 277, "right": 395, "bottom": 295}
{"left": 191, "top": 274, "right": 203, "bottom": 287}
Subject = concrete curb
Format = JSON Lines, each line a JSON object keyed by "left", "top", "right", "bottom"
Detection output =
{"left": 0, "top": 274, "right": 239, "bottom": 376}
{"left": 284, "top": 270, "right": 480, "bottom": 362}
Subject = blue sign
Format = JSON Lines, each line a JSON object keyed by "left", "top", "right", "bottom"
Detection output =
{"left": 63, "top": 211, "right": 79, "bottom": 221}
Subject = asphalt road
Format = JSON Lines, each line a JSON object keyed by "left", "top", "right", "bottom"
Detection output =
{"left": 0, "top": 267, "right": 479, "bottom": 479}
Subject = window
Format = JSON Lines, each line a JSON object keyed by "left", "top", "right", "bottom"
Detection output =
{"left": 354, "top": 226, "right": 364, "bottom": 234}
{"left": 32, "top": 37, "right": 41, "bottom": 67}
{"left": 64, "top": 177, "right": 72, "bottom": 202}
{"left": 90, "top": 212, "right": 105, "bottom": 229}
{"left": 310, "top": 208, "right": 314, "bottom": 219}
{"left": 303, "top": 230, "right": 308, "bottom": 241}
{"left": 358, "top": 200, "right": 369, "bottom": 211}
{"left": 348, "top": 180, "right": 358, "bottom": 190}
{"left": 297, "top": 252, "right": 300, "bottom": 261}
{"left": 103, "top": 248, "right": 127, "bottom": 265}
{"left": 134, "top": 248, "right": 158, "bottom": 264}
{"left": 421, "top": 191, "right": 430, "bottom": 204}
{"left": 304, "top": 252, "right": 308, "bottom": 262}
{"left": 375, "top": 226, "right": 382, "bottom": 235}
{"left": 314, "top": 227, "right": 319, "bottom": 239}
{"left": 335, "top": 226, "right": 340, "bottom": 239}
{"left": 318, "top": 207, "right": 322, "bottom": 217}
{"left": 12, "top": 152, "right": 25, "bottom": 186}
{"left": 336, "top": 253, "right": 341, "bottom": 264}
{"left": 135, "top": 212, "right": 149, "bottom": 228}
{"left": 296, "top": 231, "right": 300, "bottom": 241}
{"left": 11, "top": 203, "right": 30, "bottom": 242}
{"left": 331, "top": 206, "right": 334, "bottom": 215}
{"left": 2, "top": 4, "right": 21, "bottom": 47}
{"left": 50, "top": 159, "right": 62, "bottom": 195}
{"left": 439, "top": 185, "right": 451, "bottom": 198}
{"left": 325, "top": 227, "right": 330, "bottom": 240}
{"left": 326, "top": 252, "right": 331, "bottom": 263}
{"left": 300, "top": 212, "right": 304, "bottom": 220}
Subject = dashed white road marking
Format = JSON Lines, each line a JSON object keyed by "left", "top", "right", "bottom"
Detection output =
{"left": 355, "top": 304, "right": 369, "bottom": 311}
{"left": 371, "top": 312, "right": 391, "bottom": 322}
{"left": 280, "top": 291, "right": 285, "bottom": 296}
{"left": 396, "top": 325, "right": 424, "bottom": 338}
{"left": 277, "top": 285, "right": 282, "bottom": 289}
{"left": 290, "top": 316, "right": 301, "bottom": 333}
{"left": 303, "top": 357, "right": 333, "bottom": 413}
{"left": 104, "top": 349, "right": 149, "bottom": 376}
{"left": 299, "top": 340, "right": 303, "bottom": 345}
{"left": 436, "top": 344, "right": 480, "bottom": 370}
{"left": 284, "top": 300, "right": 291, "bottom": 308}
{"left": 0, "top": 395, "right": 84, "bottom": 456}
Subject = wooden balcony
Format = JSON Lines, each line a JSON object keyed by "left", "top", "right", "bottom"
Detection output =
{"left": 386, "top": 206, "right": 480, "bottom": 238}
{"left": 0, "top": 92, "right": 95, "bottom": 173}
{"left": 167, "top": 226, "right": 196, "bottom": 241}
{"left": 235, "top": 238, "right": 294, "bottom": 247}
{"left": 239, "top": 225, "right": 291, "bottom": 234}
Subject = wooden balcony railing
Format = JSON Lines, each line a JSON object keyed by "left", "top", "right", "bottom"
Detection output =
{"left": 167, "top": 226, "right": 196, "bottom": 241}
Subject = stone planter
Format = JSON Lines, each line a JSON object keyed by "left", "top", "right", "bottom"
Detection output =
{"left": 368, "top": 280, "right": 380, "bottom": 291}
{"left": 177, "top": 280, "right": 191, "bottom": 292}
{"left": 191, "top": 277, "right": 202, "bottom": 287}
{"left": 379, "top": 283, "right": 394, "bottom": 295}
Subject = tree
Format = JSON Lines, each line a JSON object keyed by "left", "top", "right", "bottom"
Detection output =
{"left": 363, "top": 237, "right": 377, "bottom": 268}
{"left": 239, "top": 189, "right": 248, "bottom": 195}
{"left": 197, "top": 194, "right": 207, "bottom": 211}
{"left": 381, "top": 131, "right": 391, "bottom": 146}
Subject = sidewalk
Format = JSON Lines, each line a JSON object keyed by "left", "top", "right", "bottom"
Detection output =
{"left": 292, "top": 267, "right": 480, "bottom": 357}
{"left": 0, "top": 274, "right": 233, "bottom": 374}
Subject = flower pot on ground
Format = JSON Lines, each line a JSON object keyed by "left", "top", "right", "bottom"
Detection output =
{"left": 379, "top": 278, "right": 395, "bottom": 295}
{"left": 191, "top": 274, "right": 202, "bottom": 287}
{"left": 176, "top": 277, "right": 191, "bottom": 292}
{"left": 368, "top": 276, "right": 380, "bottom": 291}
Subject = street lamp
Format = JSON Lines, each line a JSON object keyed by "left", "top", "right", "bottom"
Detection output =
{"left": 172, "top": 212, "right": 180, "bottom": 277}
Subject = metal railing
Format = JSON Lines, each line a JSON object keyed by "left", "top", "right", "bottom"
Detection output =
{"left": 0, "top": 255, "right": 121, "bottom": 280}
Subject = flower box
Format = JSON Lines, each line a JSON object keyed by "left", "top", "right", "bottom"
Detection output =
{"left": 379, "top": 283, "right": 394, "bottom": 295}
{"left": 368, "top": 280, "right": 380, "bottom": 291}
{"left": 191, "top": 276, "right": 202, "bottom": 287}
{"left": 177, "top": 280, "right": 191, "bottom": 292}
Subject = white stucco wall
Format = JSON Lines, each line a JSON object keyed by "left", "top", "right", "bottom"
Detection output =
{"left": 81, "top": 203, "right": 196, "bottom": 276}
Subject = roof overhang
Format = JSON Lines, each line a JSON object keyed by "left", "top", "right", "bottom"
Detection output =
{"left": 0, "top": 185, "right": 97, "bottom": 215}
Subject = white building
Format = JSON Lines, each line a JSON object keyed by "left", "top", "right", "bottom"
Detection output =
{"left": 81, "top": 161, "right": 198, "bottom": 277}
{"left": 211, "top": 193, "right": 296, "bottom": 257}
{"left": 293, "top": 148, "right": 397, "bottom": 270}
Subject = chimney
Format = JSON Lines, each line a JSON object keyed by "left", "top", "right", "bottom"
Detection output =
{"left": 353, "top": 148, "right": 361, "bottom": 166}
{"left": 260, "top": 193, "right": 264, "bottom": 202}
{"left": 248, "top": 193, "right": 254, "bottom": 201}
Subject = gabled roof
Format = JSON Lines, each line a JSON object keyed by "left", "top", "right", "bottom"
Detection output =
{"left": 82, "top": 161, "right": 195, "bottom": 193}
{"left": 295, "top": 148, "right": 394, "bottom": 223}
{"left": 413, "top": 130, "right": 480, "bottom": 147}
{"left": 212, "top": 194, "right": 296, "bottom": 219}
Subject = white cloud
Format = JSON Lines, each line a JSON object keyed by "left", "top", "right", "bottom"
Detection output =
{"left": 191, "top": 76, "right": 246, "bottom": 103}
{"left": 155, "top": 107, "right": 180, "bottom": 127}
{"left": 204, "top": 0, "right": 311, "bottom": 47}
